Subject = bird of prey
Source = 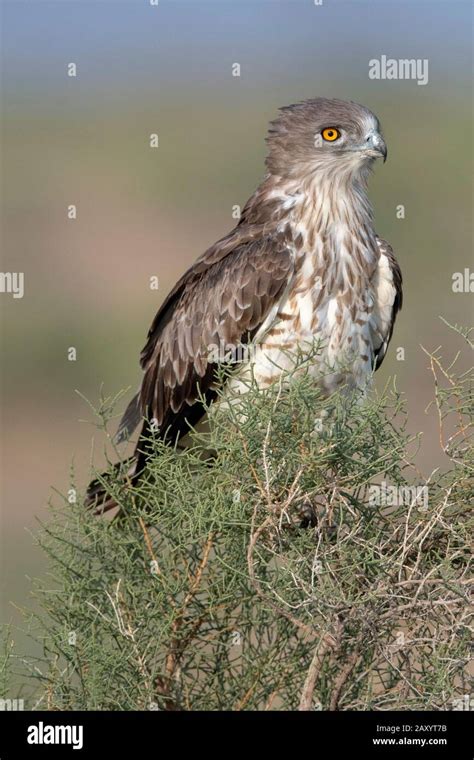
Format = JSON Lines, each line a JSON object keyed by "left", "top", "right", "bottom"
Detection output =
{"left": 86, "top": 97, "right": 402, "bottom": 513}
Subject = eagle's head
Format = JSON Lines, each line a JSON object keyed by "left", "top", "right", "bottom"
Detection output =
{"left": 265, "top": 97, "right": 387, "bottom": 181}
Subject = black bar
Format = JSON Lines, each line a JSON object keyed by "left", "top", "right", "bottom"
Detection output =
{"left": 0, "top": 710, "right": 471, "bottom": 757}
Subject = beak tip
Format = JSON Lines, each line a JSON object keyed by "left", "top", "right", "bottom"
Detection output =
{"left": 365, "top": 131, "right": 387, "bottom": 163}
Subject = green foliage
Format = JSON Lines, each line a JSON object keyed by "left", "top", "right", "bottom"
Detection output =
{"left": 5, "top": 333, "right": 473, "bottom": 711}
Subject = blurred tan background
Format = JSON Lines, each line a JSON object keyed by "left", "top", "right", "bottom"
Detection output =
{"left": 1, "top": 0, "right": 472, "bottom": 659}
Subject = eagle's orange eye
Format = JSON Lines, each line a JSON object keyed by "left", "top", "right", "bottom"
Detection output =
{"left": 321, "top": 127, "right": 340, "bottom": 142}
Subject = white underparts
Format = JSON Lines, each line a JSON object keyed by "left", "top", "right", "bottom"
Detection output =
{"left": 230, "top": 170, "right": 396, "bottom": 398}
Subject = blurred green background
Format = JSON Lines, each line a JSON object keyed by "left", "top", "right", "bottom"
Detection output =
{"left": 1, "top": 0, "right": 472, "bottom": 672}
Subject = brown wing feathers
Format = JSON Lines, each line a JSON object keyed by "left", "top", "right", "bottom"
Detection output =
{"left": 373, "top": 237, "right": 403, "bottom": 372}
{"left": 136, "top": 235, "right": 293, "bottom": 442}
{"left": 86, "top": 232, "right": 292, "bottom": 512}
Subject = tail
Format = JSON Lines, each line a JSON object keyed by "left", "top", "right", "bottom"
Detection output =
{"left": 85, "top": 393, "right": 147, "bottom": 515}
{"left": 84, "top": 456, "right": 139, "bottom": 515}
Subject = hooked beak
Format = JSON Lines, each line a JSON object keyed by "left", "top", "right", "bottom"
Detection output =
{"left": 364, "top": 130, "right": 387, "bottom": 162}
